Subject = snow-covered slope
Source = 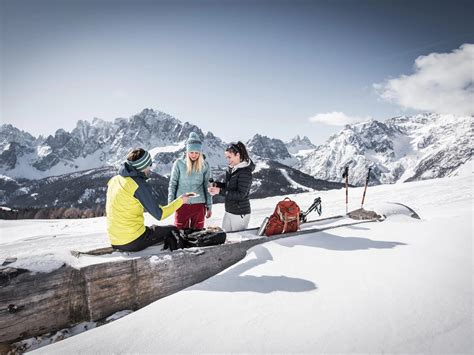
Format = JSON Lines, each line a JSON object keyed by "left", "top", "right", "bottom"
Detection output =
{"left": 2, "top": 174, "right": 471, "bottom": 354}
{"left": 296, "top": 113, "right": 473, "bottom": 185}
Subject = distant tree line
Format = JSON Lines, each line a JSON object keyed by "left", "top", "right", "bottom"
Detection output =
{"left": 0, "top": 205, "right": 106, "bottom": 220}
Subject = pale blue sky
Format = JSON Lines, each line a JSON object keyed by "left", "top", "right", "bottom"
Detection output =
{"left": 1, "top": 0, "right": 473, "bottom": 144}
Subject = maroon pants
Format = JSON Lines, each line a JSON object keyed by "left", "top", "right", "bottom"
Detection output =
{"left": 175, "top": 203, "right": 206, "bottom": 230}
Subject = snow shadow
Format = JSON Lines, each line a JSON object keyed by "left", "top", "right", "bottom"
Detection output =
{"left": 190, "top": 245, "right": 317, "bottom": 294}
{"left": 274, "top": 231, "right": 406, "bottom": 251}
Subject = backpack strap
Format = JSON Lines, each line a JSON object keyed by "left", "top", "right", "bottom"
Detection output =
{"left": 277, "top": 206, "right": 284, "bottom": 221}
{"left": 282, "top": 212, "right": 288, "bottom": 233}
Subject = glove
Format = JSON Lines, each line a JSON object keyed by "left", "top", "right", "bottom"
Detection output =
{"left": 163, "top": 230, "right": 185, "bottom": 252}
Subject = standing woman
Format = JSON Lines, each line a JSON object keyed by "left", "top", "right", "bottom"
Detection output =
{"left": 208, "top": 141, "right": 255, "bottom": 231}
{"left": 168, "top": 132, "right": 212, "bottom": 230}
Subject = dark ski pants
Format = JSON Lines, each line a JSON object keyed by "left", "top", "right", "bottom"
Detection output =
{"left": 112, "top": 225, "right": 178, "bottom": 252}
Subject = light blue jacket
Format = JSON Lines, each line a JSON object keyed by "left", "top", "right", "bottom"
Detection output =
{"left": 168, "top": 157, "right": 213, "bottom": 210}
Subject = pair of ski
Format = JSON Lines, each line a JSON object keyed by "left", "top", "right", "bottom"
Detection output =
{"left": 227, "top": 213, "right": 383, "bottom": 242}
{"left": 342, "top": 166, "right": 372, "bottom": 214}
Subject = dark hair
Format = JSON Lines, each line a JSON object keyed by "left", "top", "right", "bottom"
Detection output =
{"left": 226, "top": 141, "right": 250, "bottom": 162}
{"left": 127, "top": 148, "right": 145, "bottom": 162}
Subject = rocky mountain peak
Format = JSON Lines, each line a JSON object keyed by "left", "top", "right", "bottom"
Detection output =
{"left": 247, "top": 134, "right": 294, "bottom": 162}
{"left": 286, "top": 135, "right": 316, "bottom": 154}
{"left": 296, "top": 113, "right": 472, "bottom": 185}
{"left": 247, "top": 134, "right": 297, "bottom": 166}
{"left": 0, "top": 124, "right": 37, "bottom": 149}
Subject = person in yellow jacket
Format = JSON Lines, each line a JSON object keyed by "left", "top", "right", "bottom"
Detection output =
{"left": 106, "top": 148, "right": 190, "bottom": 252}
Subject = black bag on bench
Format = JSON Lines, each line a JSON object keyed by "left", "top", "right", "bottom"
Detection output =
{"left": 182, "top": 227, "right": 227, "bottom": 247}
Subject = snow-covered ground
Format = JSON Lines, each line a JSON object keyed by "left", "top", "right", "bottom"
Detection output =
{"left": 1, "top": 174, "right": 472, "bottom": 354}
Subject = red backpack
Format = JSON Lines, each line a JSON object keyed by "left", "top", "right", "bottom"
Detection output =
{"left": 264, "top": 198, "right": 301, "bottom": 236}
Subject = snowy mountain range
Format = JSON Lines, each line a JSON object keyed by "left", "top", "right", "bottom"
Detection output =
{"left": 0, "top": 109, "right": 229, "bottom": 179}
{"left": 0, "top": 109, "right": 343, "bottom": 208}
{"left": 295, "top": 113, "right": 473, "bottom": 186}
{"left": 0, "top": 109, "right": 471, "bottom": 209}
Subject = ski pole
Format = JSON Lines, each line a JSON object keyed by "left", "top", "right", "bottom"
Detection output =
{"left": 299, "top": 197, "right": 322, "bottom": 223}
{"left": 342, "top": 166, "right": 349, "bottom": 214}
{"left": 361, "top": 167, "right": 371, "bottom": 209}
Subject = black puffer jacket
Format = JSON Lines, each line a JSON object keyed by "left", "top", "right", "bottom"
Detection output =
{"left": 216, "top": 160, "right": 255, "bottom": 215}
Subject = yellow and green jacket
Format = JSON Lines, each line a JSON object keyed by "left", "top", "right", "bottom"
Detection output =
{"left": 106, "top": 163, "right": 183, "bottom": 246}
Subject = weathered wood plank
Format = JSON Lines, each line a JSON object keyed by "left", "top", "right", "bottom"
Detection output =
{"left": 82, "top": 259, "right": 139, "bottom": 321}
{"left": 0, "top": 265, "right": 87, "bottom": 344}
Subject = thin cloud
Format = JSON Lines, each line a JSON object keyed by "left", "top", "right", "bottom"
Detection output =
{"left": 308, "top": 112, "right": 369, "bottom": 126}
{"left": 374, "top": 43, "right": 474, "bottom": 116}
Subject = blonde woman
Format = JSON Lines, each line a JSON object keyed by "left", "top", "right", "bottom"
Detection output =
{"left": 168, "top": 132, "right": 212, "bottom": 229}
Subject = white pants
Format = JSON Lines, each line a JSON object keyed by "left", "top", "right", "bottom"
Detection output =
{"left": 222, "top": 212, "right": 251, "bottom": 232}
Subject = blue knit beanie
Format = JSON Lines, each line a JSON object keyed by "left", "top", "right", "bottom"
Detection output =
{"left": 186, "top": 132, "right": 203, "bottom": 152}
{"left": 127, "top": 149, "right": 152, "bottom": 171}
